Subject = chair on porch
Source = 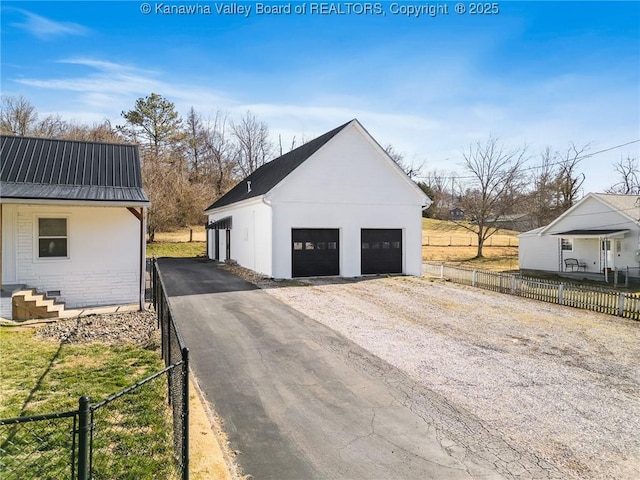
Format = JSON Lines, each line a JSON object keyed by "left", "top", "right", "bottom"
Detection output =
{"left": 564, "top": 258, "right": 587, "bottom": 272}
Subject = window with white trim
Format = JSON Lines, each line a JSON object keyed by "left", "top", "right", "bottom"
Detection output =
{"left": 38, "top": 218, "right": 68, "bottom": 258}
{"left": 561, "top": 238, "right": 573, "bottom": 251}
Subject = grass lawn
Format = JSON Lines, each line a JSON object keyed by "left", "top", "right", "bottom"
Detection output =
{"left": 0, "top": 328, "right": 178, "bottom": 479}
{"left": 147, "top": 241, "right": 206, "bottom": 258}
{"left": 146, "top": 221, "right": 521, "bottom": 271}
{"left": 422, "top": 218, "right": 520, "bottom": 271}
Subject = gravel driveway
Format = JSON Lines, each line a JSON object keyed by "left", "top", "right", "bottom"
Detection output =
{"left": 258, "top": 275, "right": 639, "bottom": 480}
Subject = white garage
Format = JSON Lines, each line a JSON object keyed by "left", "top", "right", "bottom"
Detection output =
{"left": 205, "top": 119, "right": 430, "bottom": 279}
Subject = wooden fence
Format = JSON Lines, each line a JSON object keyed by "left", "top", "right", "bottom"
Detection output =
{"left": 422, "top": 235, "right": 518, "bottom": 247}
{"left": 423, "top": 263, "right": 640, "bottom": 320}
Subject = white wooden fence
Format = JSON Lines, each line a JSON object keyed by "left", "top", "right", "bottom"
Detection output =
{"left": 423, "top": 263, "right": 640, "bottom": 320}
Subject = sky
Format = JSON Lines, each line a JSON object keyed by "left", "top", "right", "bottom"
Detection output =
{"left": 1, "top": 1, "right": 639, "bottom": 194}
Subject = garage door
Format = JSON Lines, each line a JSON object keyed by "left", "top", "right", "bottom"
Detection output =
{"left": 361, "top": 229, "right": 402, "bottom": 275}
{"left": 292, "top": 229, "right": 339, "bottom": 277}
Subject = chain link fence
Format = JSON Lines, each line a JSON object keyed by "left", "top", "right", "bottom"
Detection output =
{"left": 0, "top": 410, "right": 78, "bottom": 479}
{"left": 1, "top": 258, "right": 189, "bottom": 480}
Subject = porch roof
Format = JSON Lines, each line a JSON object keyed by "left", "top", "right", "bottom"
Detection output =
{"left": 552, "top": 229, "right": 629, "bottom": 238}
{"left": 206, "top": 216, "right": 232, "bottom": 230}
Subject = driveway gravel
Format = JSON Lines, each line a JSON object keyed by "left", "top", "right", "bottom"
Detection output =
{"left": 256, "top": 275, "right": 639, "bottom": 480}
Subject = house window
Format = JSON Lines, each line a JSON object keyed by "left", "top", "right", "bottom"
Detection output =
{"left": 38, "top": 218, "right": 68, "bottom": 258}
{"left": 561, "top": 238, "right": 573, "bottom": 252}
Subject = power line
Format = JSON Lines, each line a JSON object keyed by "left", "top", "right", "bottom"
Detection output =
{"left": 419, "top": 139, "right": 640, "bottom": 182}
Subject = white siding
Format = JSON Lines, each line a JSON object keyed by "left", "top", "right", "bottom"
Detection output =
{"left": 519, "top": 195, "right": 640, "bottom": 274}
{"left": 207, "top": 199, "right": 273, "bottom": 277}
{"left": 518, "top": 230, "right": 560, "bottom": 271}
{"left": 271, "top": 203, "right": 422, "bottom": 278}
{"left": 269, "top": 123, "right": 425, "bottom": 278}
{"left": 1, "top": 204, "right": 18, "bottom": 283}
{"left": 10, "top": 204, "right": 141, "bottom": 308}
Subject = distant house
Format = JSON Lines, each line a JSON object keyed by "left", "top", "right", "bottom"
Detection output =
{"left": 519, "top": 193, "right": 639, "bottom": 277}
{"left": 205, "top": 119, "right": 431, "bottom": 279}
{"left": 449, "top": 207, "right": 465, "bottom": 221}
{"left": 485, "top": 213, "right": 536, "bottom": 232}
{"left": 1, "top": 135, "right": 149, "bottom": 315}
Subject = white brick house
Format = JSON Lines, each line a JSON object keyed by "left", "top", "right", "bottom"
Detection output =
{"left": 1, "top": 135, "right": 149, "bottom": 311}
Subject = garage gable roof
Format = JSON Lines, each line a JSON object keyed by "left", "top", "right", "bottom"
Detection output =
{"left": 0, "top": 135, "right": 149, "bottom": 204}
{"left": 205, "top": 120, "right": 351, "bottom": 210}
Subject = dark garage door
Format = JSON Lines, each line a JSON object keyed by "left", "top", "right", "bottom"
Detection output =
{"left": 292, "top": 229, "right": 339, "bottom": 277}
{"left": 361, "top": 229, "right": 402, "bottom": 275}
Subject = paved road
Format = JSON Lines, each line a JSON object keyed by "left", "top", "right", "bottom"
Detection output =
{"left": 159, "top": 258, "right": 536, "bottom": 480}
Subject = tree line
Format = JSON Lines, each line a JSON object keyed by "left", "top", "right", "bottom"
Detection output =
{"left": 2, "top": 93, "right": 637, "bottom": 256}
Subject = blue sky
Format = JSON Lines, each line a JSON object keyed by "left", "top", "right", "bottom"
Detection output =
{"left": 2, "top": 1, "right": 639, "bottom": 193}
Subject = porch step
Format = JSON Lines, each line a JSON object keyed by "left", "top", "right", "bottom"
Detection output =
{"left": 12, "top": 288, "right": 66, "bottom": 321}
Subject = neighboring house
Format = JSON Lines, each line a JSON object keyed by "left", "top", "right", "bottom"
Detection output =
{"left": 204, "top": 119, "right": 431, "bottom": 279}
{"left": 1, "top": 135, "right": 149, "bottom": 312}
{"left": 485, "top": 213, "right": 536, "bottom": 232}
{"left": 519, "top": 193, "right": 640, "bottom": 276}
{"left": 449, "top": 207, "right": 465, "bottom": 221}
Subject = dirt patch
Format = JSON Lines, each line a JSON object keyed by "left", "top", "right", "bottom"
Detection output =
{"left": 258, "top": 274, "right": 640, "bottom": 480}
{"left": 34, "top": 311, "right": 159, "bottom": 347}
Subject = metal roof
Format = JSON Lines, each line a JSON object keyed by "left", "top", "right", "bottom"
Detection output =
{"left": 1, "top": 135, "right": 148, "bottom": 204}
{"left": 205, "top": 120, "right": 352, "bottom": 211}
{"left": 552, "top": 229, "right": 629, "bottom": 238}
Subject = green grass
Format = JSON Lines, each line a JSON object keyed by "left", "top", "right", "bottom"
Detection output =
{"left": 0, "top": 328, "right": 178, "bottom": 479}
{"left": 147, "top": 241, "right": 206, "bottom": 258}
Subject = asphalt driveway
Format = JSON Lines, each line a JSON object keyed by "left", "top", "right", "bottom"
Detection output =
{"left": 158, "top": 258, "right": 557, "bottom": 479}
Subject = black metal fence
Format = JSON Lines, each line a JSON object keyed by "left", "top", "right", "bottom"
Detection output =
{"left": 0, "top": 258, "right": 189, "bottom": 480}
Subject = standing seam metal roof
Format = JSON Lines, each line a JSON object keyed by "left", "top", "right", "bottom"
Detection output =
{"left": 0, "top": 135, "right": 148, "bottom": 203}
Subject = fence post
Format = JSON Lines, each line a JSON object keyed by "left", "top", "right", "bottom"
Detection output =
{"left": 440, "top": 263, "right": 444, "bottom": 279}
{"left": 626, "top": 266, "right": 629, "bottom": 288}
{"left": 614, "top": 268, "right": 618, "bottom": 288}
{"left": 618, "top": 293, "right": 626, "bottom": 317}
{"left": 558, "top": 283, "right": 564, "bottom": 305}
{"left": 472, "top": 270, "right": 477, "bottom": 287}
{"left": 77, "top": 396, "right": 90, "bottom": 480}
{"left": 510, "top": 274, "right": 516, "bottom": 295}
{"left": 182, "top": 347, "right": 190, "bottom": 480}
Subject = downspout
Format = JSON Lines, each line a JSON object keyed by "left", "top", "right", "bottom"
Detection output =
{"left": 141, "top": 207, "right": 147, "bottom": 310}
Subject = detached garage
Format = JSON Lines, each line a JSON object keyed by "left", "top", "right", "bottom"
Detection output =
{"left": 205, "top": 119, "right": 430, "bottom": 279}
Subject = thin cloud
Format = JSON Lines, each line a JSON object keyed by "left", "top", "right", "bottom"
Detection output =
{"left": 12, "top": 10, "right": 90, "bottom": 40}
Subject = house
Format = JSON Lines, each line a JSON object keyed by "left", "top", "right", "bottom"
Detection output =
{"left": 449, "top": 207, "right": 465, "bottom": 221}
{"left": 204, "top": 119, "right": 431, "bottom": 279}
{"left": 518, "top": 193, "right": 640, "bottom": 277}
{"left": 1, "top": 135, "right": 149, "bottom": 317}
{"left": 485, "top": 213, "right": 536, "bottom": 232}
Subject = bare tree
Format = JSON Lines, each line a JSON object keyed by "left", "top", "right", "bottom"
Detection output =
{"left": 384, "top": 144, "right": 424, "bottom": 179}
{"left": 231, "top": 111, "right": 273, "bottom": 177}
{"left": 606, "top": 155, "right": 640, "bottom": 195}
{"left": 458, "top": 137, "right": 528, "bottom": 258}
{"left": 528, "top": 147, "right": 559, "bottom": 227}
{"left": 202, "top": 111, "right": 236, "bottom": 197}
{"left": 424, "top": 169, "right": 456, "bottom": 219}
{"left": 1, "top": 95, "right": 38, "bottom": 135}
{"left": 555, "top": 143, "right": 588, "bottom": 211}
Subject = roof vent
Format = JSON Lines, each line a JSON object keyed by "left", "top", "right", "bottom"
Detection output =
{"left": 247, "top": 181, "right": 252, "bottom": 193}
